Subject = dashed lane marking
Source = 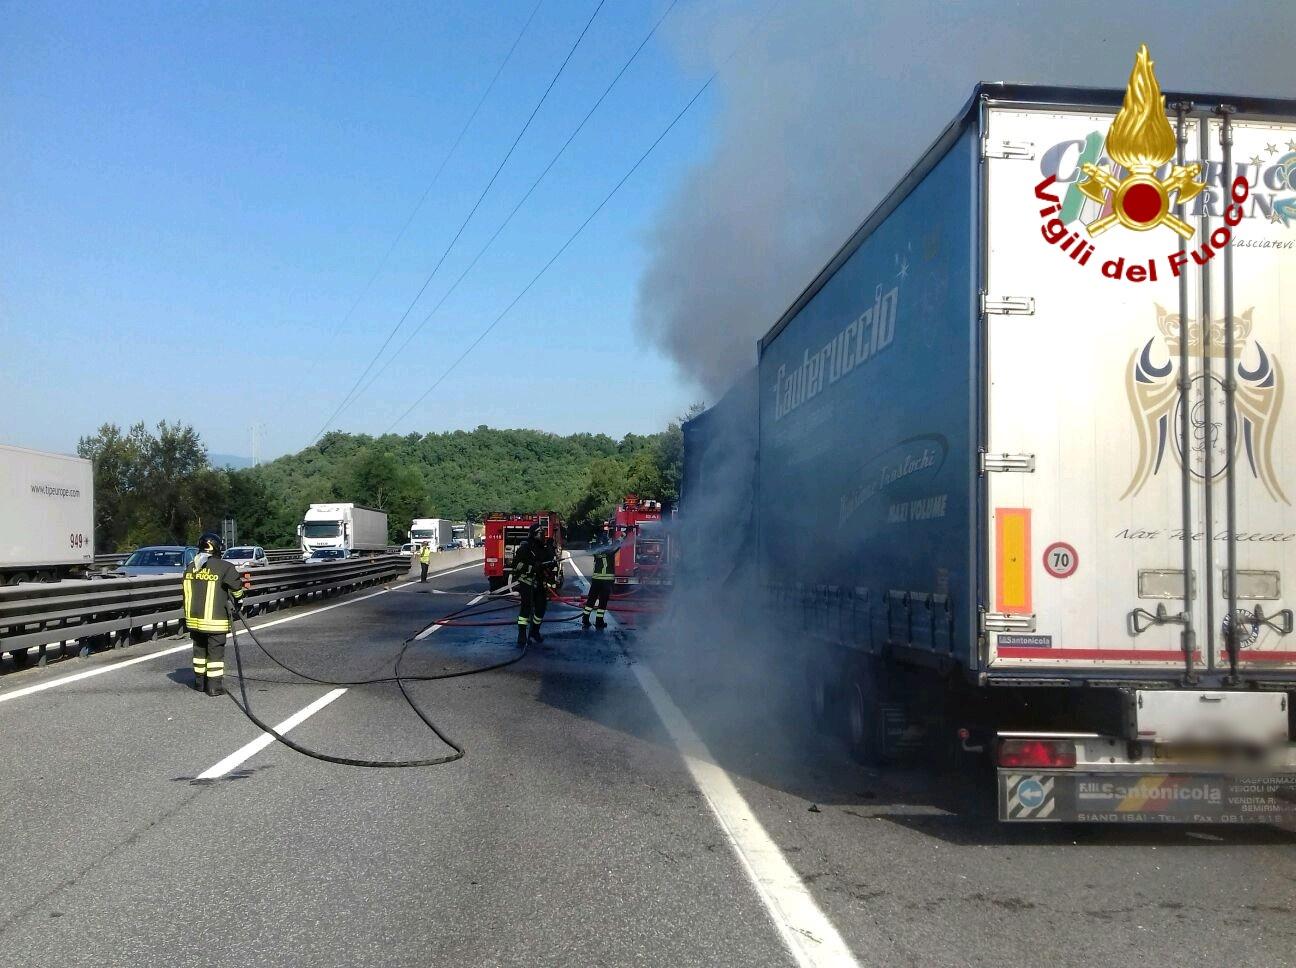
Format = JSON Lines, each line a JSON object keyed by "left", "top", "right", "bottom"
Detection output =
{"left": 195, "top": 688, "right": 348, "bottom": 779}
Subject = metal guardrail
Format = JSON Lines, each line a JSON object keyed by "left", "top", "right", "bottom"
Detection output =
{"left": 91, "top": 547, "right": 308, "bottom": 569}
{"left": 0, "top": 554, "right": 407, "bottom": 667}
{"left": 91, "top": 547, "right": 402, "bottom": 570}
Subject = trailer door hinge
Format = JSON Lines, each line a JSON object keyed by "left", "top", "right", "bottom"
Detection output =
{"left": 980, "top": 451, "right": 1036, "bottom": 474}
{"left": 981, "top": 612, "right": 1037, "bottom": 634}
{"left": 983, "top": 139, "right": 1035, "bottom": 160}
{"left": 981, "top": 294, "right": 1036, "bottom": 316}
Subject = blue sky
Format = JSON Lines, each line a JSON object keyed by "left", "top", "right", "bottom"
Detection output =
{"left": 0, "top": 0, "right": 715, "bottom": 459}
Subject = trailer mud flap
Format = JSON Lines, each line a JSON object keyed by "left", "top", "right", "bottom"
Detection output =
{"left": 999, "top": 771, "right": 1296, "bottom": 823}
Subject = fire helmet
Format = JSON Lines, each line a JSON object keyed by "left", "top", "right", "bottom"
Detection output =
{"left": 197, "top": 532, "right": 225, "bottom": 556}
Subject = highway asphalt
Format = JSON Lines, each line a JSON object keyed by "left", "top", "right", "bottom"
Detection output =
{"left": 1, "top": 554, "right": 1294, "bottom": 967}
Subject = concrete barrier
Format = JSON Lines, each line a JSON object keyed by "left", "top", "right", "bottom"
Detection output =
{"left": 406, "top": 548, "right": 484, "bottom": 581}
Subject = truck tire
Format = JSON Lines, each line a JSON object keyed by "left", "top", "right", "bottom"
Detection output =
{"left": 846, "top": 661, "right": 890, "bottom": 766}
{"left": 804, "top": 653, "right": 834, "bottom": 733}
{"left": 488, "top": 575, "right": 504, "bottom": 592}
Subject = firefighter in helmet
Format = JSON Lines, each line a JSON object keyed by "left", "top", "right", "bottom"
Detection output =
{"left": 583, "top": 532, "right": 617, "bottom": 630}
{"left": 183, "top": 532, "right": 251, "bottom": 697}
{"left": 534, "top": 535, "right": 563, "bottom": 628}
{"left": 513, "top": 522, "right": 547, "bottom": 646}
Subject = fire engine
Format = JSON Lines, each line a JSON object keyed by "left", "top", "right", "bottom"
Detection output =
{"left": 483, "top": 511, "right": 564, "bottom": 591}
{"left": 611, "top": 495, "right": 672, "bottom": 588}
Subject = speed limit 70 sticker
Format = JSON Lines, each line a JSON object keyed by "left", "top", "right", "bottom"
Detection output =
{"left": 1042, "top": 542, "right": 1078, "bottom": 579}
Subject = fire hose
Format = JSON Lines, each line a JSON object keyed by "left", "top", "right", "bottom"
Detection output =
{"left": 222, "top": 591, "right": 538, "bottom": 768}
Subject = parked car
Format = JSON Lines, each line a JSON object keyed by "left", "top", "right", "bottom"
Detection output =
{"left": 303, "top": 548, "right": 350, "bottom": 564}
{"left": 114, "top": 546, "right": 197, "bottom": 577}
{"left": 225, "top": 546, "right": 269, "bottom": 569}
{"left": 399, "top": 543, "right": 414, "bottom": 558}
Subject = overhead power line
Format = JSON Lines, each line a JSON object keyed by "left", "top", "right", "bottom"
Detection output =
{"left": 339, "top": 0, "right": 681, "bottom": 414}
{"left": 382, "top": 77, "right": 717, "bottom": 434}
{"left": 310, "top": 0, "right": 607, "bottom": 446}
{"left": 322, "top": 0, "right": 546, "bottom": 344}
{"left": 381, "top": 0, "right": 781, "bottom": 434}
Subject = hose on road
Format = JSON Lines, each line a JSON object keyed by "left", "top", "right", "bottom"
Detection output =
{"left": 224, "top": 592, "right": 533, "bottom": 768}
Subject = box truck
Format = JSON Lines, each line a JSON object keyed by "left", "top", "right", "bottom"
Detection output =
{"left": 686, "top": 80, "right": 1296, "bottom": 822}
{"left": 408, "top": 518, "right": 455, "bottom": 551}
{"left": 298, "top": 504, "right": 388, "bottom": 558}
{"left": 0, "top": 444, "right": 95, "bottom": 584}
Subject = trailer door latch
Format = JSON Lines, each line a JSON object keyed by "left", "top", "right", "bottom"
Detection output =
{"left": 981, "top": 612, "right": 1037, "bottom": 633}
{"left": 983, "top": 140, "right": 1035, "bottom": 160}
{"left": 981, "top": 294, "right": 1036, "bottom": 316}
{"left": 980, "top": 452, "right": 1035, "bottom": 474}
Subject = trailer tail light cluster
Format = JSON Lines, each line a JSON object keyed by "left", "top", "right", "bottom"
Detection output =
{"left": 997, "top": 738, "right": 1076, "bottom": 769}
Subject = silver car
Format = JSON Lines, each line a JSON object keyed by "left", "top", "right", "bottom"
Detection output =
{"left": 114, "top": 546, "right": 198, "bottom": 577}
{"left": 225, "top": 546, "right": 269, "bottom": 569}
{"left": 303, "top": 548, "right": 350, "bottom": 564}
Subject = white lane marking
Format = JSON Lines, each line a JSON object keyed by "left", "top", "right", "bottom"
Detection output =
{"left": 195, "top": 688, "right": 347, "bottom": 779}
{"left": 0, "top": 581, "right": 416, "bottom": 705}
{"left": 568, "top": 560, "right": 860, "bottom": 968}
{"left": 415, "top": 593, "right": 485, "bottom": 639}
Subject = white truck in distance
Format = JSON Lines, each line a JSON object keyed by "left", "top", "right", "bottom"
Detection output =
{"left": 0, "top": 443, "right": 95, "bottom": 584}
{"left": 298, "top": 504, "right": 388, "bottom": 558}
{"left": 409, "top": 518, "right": 455, "bottom": 551}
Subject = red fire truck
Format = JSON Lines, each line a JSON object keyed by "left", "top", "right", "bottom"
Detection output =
{"left": 611, "top": 496, "right": 672, "bottom": 588}
{"left": 483, "top": 511, "right": 564, "bottom": 591}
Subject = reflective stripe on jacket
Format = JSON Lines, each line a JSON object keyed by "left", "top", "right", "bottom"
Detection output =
{"left": 183, "top": 556, "right": 246, "bottom": 633}
{"left": 592, "top": 548, "right": 616, "bottom": 580}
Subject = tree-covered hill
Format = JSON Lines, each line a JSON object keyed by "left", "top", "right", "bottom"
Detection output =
{"left": 79, "top": 414, "right": 700, "bottom": 550}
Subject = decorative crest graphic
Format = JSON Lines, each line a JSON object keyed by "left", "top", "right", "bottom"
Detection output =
{"left": 1077, "top": 45, "right": 1206, "bottom": 239}
{"left": 1123, "top": 305, "right": 1287, "bottom": 504}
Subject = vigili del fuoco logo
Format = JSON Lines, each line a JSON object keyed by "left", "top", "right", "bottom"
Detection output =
{"left": 1033, "top": 44, "right": 1250, "bottom": 283}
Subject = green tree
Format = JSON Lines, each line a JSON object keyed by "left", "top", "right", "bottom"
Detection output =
{"left": 77, "top": 423, "right": 143, "bottom": 551}
{"left": 343, "top": 446, "right": 428, "bottom": 542}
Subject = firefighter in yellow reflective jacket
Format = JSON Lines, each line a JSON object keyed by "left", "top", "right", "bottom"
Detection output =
{"left": 513, "top": 523, "right": 547, "bottom": 646}
{"left": 582, "top": 535, "right": 617, "bottom": 630}
{"left": 183, "top": 532, "right": 250, "bottom": 697}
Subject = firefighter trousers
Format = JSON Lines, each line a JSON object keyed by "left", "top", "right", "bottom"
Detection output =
{"left": 583, "top": 579, "right": 612, "bottom": 624}
{"left": 192, "top": 631, "right": 227, "bottom": 695}
{"left": 517, "top": 583, "right": 546, "bottom": 639}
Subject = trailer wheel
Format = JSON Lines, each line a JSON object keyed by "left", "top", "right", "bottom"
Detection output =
{"left": 846, "top": 664, "right": 889, "bottom": 766}
{"left": 6, "top": 572, "right": 30, "bottom": 586}
{"left": 805, "top": 659, "right": 833, "bottom": 732}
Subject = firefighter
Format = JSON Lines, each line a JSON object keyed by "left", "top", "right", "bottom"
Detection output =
{"left": 534, "top": 536, "right": 563, "bottom": 627}
{"left": 183, "top": 532, "right": 250, "bottom": 697}
{"left": 418, "top": 542, "right": 433, "bottom": 582}
{"left": 583, "top": 534, "right": 616, "bottom": 630}
{"left": 513, "top": 523, "right": 546, "bottom": 646}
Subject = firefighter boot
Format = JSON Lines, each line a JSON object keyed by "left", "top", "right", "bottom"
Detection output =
{"left": 581, "top": 608, "right": 592, "bottom": 629}
{"left": 517, "top": 620, "right": 529, "bottom": 647}
{"left": 595, "top": 613, "right": 607, "bottom": 631}
{"left": 529, "top": 621, "right": 543, "bottom": 644}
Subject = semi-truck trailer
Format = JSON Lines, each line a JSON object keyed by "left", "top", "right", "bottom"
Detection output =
{"left": 409, "top": 518, "right": 455, "bottom": 551}
{"left": 685, "top": 78, "right": 1296, "bottom": 823}
{"left": 298, "top": 504, "right": 388, "bottom": 558}
{"left": 0, "top": 443, "right": 95, "bottom": 584}
{"left": 484, "top": 511, "right": 563, "bottom": 591}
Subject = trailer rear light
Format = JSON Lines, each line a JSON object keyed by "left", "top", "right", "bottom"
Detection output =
{"left": 997, "top": 738, "right": 1076, "bottom": 769}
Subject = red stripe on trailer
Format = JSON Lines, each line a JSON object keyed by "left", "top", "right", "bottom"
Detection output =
{"left": 996, "top": 647, "right": 1203, "bottom": 661}
{"left": 1235, "top": 651, "right": 1296, "bottom": 662}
